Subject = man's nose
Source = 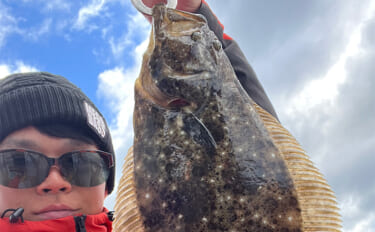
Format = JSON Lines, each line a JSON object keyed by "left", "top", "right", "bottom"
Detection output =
{"left": 36, "top": 166, "right": 72, "bottom": 194}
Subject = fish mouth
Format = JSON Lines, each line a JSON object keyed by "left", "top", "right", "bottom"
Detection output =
{"left": 166, "top": 98, "right": 190, "bottom": 108}
{"left": 137, "top": 68, "right": 209, "bottom": 109}
{"left": 136, "top": 75, "right": 193, "bottom": 109}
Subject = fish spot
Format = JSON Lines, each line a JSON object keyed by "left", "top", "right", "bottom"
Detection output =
{"left": 213, "top": 39, "right": 222, "bottom": 51}
{"left": 191, "top": 31, "right": 202, "bottom": 41}
{"left": 176, "top": 116, "right": 184, "bottom": 127}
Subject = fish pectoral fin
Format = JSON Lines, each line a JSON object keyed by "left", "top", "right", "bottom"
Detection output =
{"left": 183, "top": 113, "right": 217, "bottom": 153}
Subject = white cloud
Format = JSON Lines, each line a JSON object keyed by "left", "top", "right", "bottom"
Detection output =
{"left": 97, "top": 5, "right": 150, "bottom": 152}
{"left": 100, "top": 38, "right": 149, "bottom": 210}
{"left": 349, "top": 216, "right": 375, "bottom": 232}
{"left": 26, "top": 18, "right": 53, "bottom": 41}
{"left": 43, "top": 0, "right": 71, "bottom": 11}
{"left": 0, "top": 3, "right": 20, "bottom": 48}
{"left": 98, "top": 37, "right": 148, "bottom": 151}
{"left": 109, "top": 12, "right": 150, "bottom": 58}
{"left": 0, "top": 66, "right": 11, "bottom": 79}
{"left": 340, "top": 195, "right": 362, "bottom": 222}
{"left": 97, "top": 1, "right": 150, "bottom": 209}
{"left": 273, "top": 1, "right": 375, "bottom": 230}
{"left": 0, "top": 2, "right": 53, "bottom": 47}
{"left": 273, "top": 0, "right": 375, "bottom": 168}
{"left": 341, "top": 195, "right": 375, "bottom": 232}
{"left": 0, "top": 62, "right": 39, "bottom": 79}
{"left": 21, "top": 0, "right": 71, "bottom": 11}
{"left": 74, "top": 0, "right": 109, "bottom": 30}
{"left": 284, "top": 0, "right": 374, "bottom": 120}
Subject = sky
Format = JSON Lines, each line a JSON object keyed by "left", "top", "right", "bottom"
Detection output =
{"left": 0, "top": 0, "right": 374, "bottom": 231}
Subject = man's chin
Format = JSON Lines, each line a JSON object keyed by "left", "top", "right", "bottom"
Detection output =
{"left": 33, "top": 210, "right": 80, "bottom": 221}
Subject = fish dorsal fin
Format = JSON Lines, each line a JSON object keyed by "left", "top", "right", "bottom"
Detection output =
{"left": 253, "top": 103, "right": 342, "bottom": 232}
{"left": 113, "top": 147, "right": 145, "bottom": 232}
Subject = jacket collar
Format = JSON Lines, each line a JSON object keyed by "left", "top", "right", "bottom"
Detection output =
{"left": 0, "top": 208, "right": 113, "bottom": 232}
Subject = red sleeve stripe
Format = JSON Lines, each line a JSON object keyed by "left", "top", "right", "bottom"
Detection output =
{"left": 223, "top": 33, "right": 233, "bottom": 41}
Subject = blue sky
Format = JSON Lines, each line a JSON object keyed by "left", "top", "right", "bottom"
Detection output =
{"left": 1, "top": 1, "right": 375, "bottom": 231}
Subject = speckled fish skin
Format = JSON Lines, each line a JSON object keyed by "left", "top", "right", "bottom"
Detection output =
{"left": 132, "top": 5, "right": 303, "bottom": 232}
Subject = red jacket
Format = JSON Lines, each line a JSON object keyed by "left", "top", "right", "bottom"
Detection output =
{"left": 0, "top": 209, "right": 113, "bottom": 232}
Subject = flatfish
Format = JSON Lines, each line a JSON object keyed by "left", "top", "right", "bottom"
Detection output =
{"left": 114, "top": 4, "right": 342, "bottom": 232}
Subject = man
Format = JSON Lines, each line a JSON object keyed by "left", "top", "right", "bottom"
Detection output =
{"left": 0, "top": 72, "right": 115, "bottom": 231}
{"left": 0, "top": 0, "right": 277, "bottom": 231}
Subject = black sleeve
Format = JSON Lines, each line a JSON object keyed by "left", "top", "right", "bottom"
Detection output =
{"left": 196, "top": 2, "right": 279, "bottom": 120}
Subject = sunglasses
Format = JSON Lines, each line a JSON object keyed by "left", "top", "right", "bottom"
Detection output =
{"left": 0, "top": 149, "right": 114, "bottom": 189}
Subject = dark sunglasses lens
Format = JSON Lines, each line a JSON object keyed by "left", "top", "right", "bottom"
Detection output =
{"left": 59, "top": 151, "right": 110, "bottom": 187}
{"left": 0, "top": 150, "right": 50, "bottom": 188}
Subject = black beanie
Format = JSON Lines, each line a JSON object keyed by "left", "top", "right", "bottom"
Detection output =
{"left": 0, "top": 72, "right": 115, "bottom": 194}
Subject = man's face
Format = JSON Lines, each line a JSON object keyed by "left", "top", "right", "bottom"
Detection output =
{"left": 0, "top": 126, "right": 108, "bottom": 221}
